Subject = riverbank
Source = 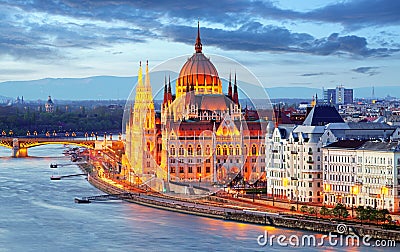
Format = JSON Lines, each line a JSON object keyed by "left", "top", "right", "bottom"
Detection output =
{"left": 78, "top": 163, "right": 400, "bottom": 242}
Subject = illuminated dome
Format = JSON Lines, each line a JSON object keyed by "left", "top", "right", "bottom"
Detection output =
{"left": 176, "top": 22, "right": 222, "bottom": 98}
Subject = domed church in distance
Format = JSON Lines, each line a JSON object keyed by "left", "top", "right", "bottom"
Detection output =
{"left": 124, "top": 23, "right": 268, "bottom": 194}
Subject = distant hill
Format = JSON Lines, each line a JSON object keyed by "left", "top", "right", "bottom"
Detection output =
{"left": 1, "top": 75, "right": 398, "bottom": 100}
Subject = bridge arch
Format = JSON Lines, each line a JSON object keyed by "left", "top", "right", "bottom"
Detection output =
{"left": 0, "top": 138, "right": 96, "bottom": 157}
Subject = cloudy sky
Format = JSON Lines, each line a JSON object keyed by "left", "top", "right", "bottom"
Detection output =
{"left": 1, "top": 0, "right": 399, "bottom": 90}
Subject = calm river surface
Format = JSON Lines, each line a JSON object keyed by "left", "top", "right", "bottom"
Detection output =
{"left": 0, "top": 145, "right": 397, "bottom": 251}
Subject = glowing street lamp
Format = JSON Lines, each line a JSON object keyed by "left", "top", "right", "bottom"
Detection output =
{"left": 381, "top": 186, "right": 389, "bottom": 210}
{"left": 350, "top": 185, "right": 360, "bottom": 217}
{"left": 26, "top": 131, "right": 30, "bottom": 136}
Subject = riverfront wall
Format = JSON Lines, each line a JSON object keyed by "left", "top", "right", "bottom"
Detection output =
{"left": 78, "top": 164, "right": 400, "bottom": 242}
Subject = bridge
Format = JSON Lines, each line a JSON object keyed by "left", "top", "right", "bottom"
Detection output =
{"left": 0, "top": 137, "right": 96, "bottom": 157}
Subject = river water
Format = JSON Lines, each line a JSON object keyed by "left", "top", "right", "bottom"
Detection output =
{"left": 0, "top": 145, "right": 397, "bottom": 251}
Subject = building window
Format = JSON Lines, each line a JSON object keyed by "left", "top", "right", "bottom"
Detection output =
{"left": 206, "top": 145, "right": 211, "bottom": 155}
{"left": 260, "top": 145, "right": 265, "bottom": 155}
{"left": 170, "top": 158, "right": 175, "bottom": 163}
{"left": 206, "top": 159, "right": 211, "bottom": 163}
{"left": 236, "top": 145, "right": 241, "bottom": 155}
{"left": 229, "top": 145, "right": 234, "bottom": 155}
{"left": 171, "top": 167, "right": 175, "bottom": 173}
{"left": 188, "top": 145, "right": 193, "bottom": 156}
{"left": 170, "top": 145, "right": 176, "bottom": 156}
{"left": 223, "top": 145, "right": 228, "bottom": 155}
{"left": 179, "top": 167, "right": 184, "bottom": 173}
{"left": 188, "top": 167, "right": 193, "bottom": 173}
{"left": 197, "top": 167, "right": 201, "bottom": 173}
{"left": 179, "top": 145, "right": 184, "bottom": 156}
{"left": 196, "top": 145, "right": 202, "bottom": 155}
{"left": 206, "top": 167, "right": 210, "bottom": 173}
{"left": 309, "top": 183, "right": 312, "bottom": 187}
{"left": 252, "top": 145, "right": 257, "bottom": 155}
{"left": 216, "top": 145, "right": 221, "bottom": 155}
{"left": 243, "top": 145, "right": 248, "bottom": 155}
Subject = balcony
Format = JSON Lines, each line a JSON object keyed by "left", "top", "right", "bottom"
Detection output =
{"left": 291, "top": 150, "right": 298, "bottom": 154}
{"left": 272, "top": 149, "right": 279, "bottom": 153}
{"left": 307, "top": 160, "right": 314, "bottom": 164}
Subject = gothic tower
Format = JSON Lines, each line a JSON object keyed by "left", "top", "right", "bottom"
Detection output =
{"left": 129, "top": 61, "right": 156, "bottom": 177}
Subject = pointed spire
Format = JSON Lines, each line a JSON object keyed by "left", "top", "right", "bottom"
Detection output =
{"left": 138, "top": 61, "right": 143, "bottom": 87}
{"left": 145, "top": 60, "right": 150, "bottom": 87}
{"left": 168, "top": 75, "right": 171, "bottom": 94}
{"left": 163, "top": 75, "right": 167, "bottom": 105}
{"left": 195, "top": 20, "right": 202, "bottom": 53}
{"left": 233, "top": 72, "right": 239, "bottom": 104}
{"left": 228, "top": 72, "right": 232, "bottom": 98}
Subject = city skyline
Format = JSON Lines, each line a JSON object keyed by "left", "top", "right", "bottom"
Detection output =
{"left": 1, "top": 0, "right": 399, "bottom": 90}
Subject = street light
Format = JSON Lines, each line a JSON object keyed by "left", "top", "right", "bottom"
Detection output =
{"left": 350, "top": 185, "right": 359, "bottom": 218}
{"left": 381, "top": 186, "right": 389, "bottom": 210}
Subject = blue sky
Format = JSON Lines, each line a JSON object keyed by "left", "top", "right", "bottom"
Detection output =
{"left": 1, "top": 0, "right": 399, "bottom": 89}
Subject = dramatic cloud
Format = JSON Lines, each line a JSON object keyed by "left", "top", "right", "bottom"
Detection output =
{"left": 352, "top": 67, "right": 380, "bottom": 76}
{"left": 0, "top": 0, "right": 399, "bottom": 60}
{"left": 306, "top": 0, "right": 400, "bottom": 29}
{"left": 164, "top": 23, "right": 398, "bottom": 57}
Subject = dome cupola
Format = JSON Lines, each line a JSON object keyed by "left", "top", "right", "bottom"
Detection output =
{"left": 176, "top": 22, "right": 222, "bottom": 98}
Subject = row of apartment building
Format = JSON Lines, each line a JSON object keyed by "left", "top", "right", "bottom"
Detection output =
{"left": 266, "top": 104, "right": 400, "bottom": 212}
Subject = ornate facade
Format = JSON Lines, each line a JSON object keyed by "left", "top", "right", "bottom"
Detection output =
{"left": 124, "top": 24, "right": 267, "bottom": 190}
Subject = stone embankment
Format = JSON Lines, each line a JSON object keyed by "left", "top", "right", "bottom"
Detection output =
{"left": 78, "top": 163, "right": 400, "bottom": 242}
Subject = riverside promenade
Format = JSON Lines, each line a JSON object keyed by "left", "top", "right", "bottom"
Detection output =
{"left": 77, "top": 163, "right": 400, "bottom": 242}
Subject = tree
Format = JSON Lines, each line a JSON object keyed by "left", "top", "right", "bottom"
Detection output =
{"left": 332, "top": 203, "right": 349, "bottom": 219}
{"left": 376, "top": 209, "right": 390, "bottom": 223}
{"left": 356, "top": 206, "right": 368, "bottom": 221}
{"left": 308, "top": 207, "right": 317, "bottom": 216}
{"left": 290, "top": 206, "right": 296, "bottom": 212}
{"left": 320, "top": 206, "right": 330, "bottom": 216}
{"left": 300, "top": 205, "right": 308, "bottom": 213}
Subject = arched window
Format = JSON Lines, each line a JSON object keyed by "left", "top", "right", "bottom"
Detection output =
{"left": 236, "top": 145, "right": 241, "bottom": 155}
{"left": 179, "top": 145, "right": 184, "bottom": 156}
{"left": 223, "top": 145, "right": 228, "bottom": 155}
{"left": 229, "top": 145, "right": 234, "bottom": 155}
{"left": 216, "top": 145, "right": 221, "bottom": 155}
{"left": 252, "top": 144, "right": 257, "bottom": 155}
{"left": 206, "top": 145, "right": 211, "bottom": 156}
{"left": 260, "top": 145, "right": 265, "bottom": 155}
{"left": 243, "top": 145, "right": 248, "bottom": 155}
{"left": 196, "top": 145, "right": 202, "bottom": 155}
{"left": 188, "top": 145, "right": 193, "bottom": 156}
{"left": 170, "top": 145, "right": 175, "bottom": 156}
{"left": 147, "top": 142, "right": 151, "bottom": 151}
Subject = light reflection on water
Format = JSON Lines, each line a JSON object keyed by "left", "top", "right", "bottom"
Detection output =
{"left": 0, "top": 145, "right": 396, "bottom": 251}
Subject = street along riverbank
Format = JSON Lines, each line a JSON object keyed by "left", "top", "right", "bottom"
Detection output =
{"left": 78, "top": 163, "right": 400, "bottom": 243}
